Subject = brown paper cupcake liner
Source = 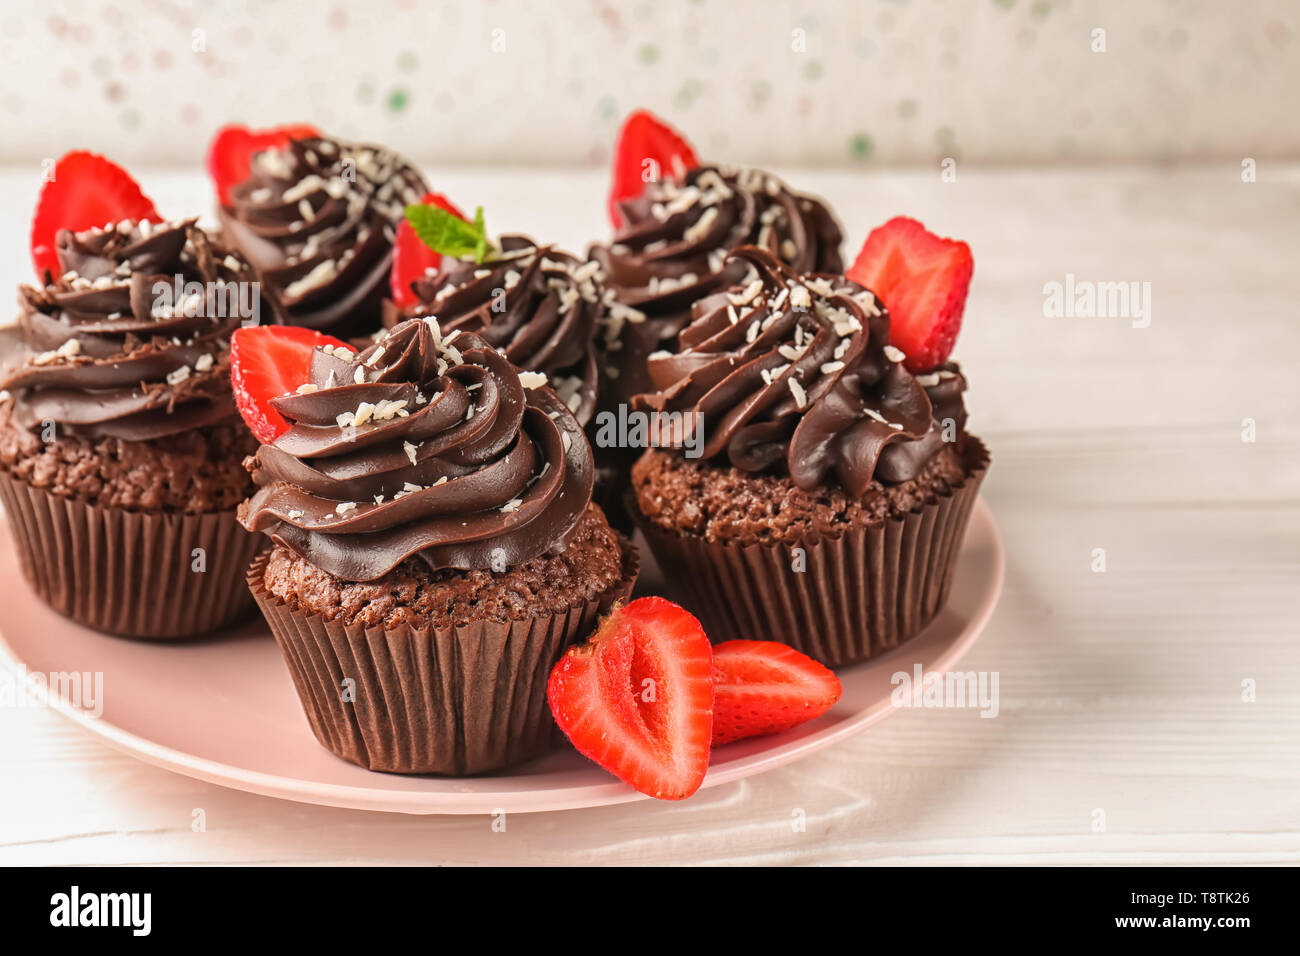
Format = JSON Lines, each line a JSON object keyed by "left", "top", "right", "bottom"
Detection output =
{"left": 0, "top": 470, "right": 262, "bottom": 639}
{"left": 247, "top": 537, "right": 640, "bottom": 776}
{"left": 631, "top": 438, "right": 989, "bottom": 669}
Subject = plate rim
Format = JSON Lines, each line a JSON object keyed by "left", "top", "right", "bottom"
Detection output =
{"left": 0, "top": 497, "right": 1003, "bottom": 815}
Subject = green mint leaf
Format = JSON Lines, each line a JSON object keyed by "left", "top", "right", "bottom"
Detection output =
{"left": 405, "top": 204, "right": 482, "bottom": 259}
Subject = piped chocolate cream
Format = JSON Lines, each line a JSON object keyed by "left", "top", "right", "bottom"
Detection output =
{"left": 633, "top": 246, "right": 967, "bottom": 496}
{"left": 218, "top": 136, "right": 427, "bottom": 336}
{"left": 591, "top": 164, "right": 843, "bottom": 405}
{"left": 0, "top": 219, "right": 255, "bottom": 441}
{"left": 238, "top": 316, "right": 594, "bottom": 582}
{"left": 383, "top": 235, "right": 602, "bottom": 426}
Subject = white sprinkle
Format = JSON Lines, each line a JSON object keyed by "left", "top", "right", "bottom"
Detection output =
{"left": 335, "top": 501, "right": 357, "bottom": 515}
{"left": 884, "top": 345, "right": 906, "bottom": 363}
{"left": 32, "top": 338, "right": 82, "bottom": 366}
{"left": 518, "top": 371, "right": 548, "bottom": 389}
{"left": 363, "top": 346, "right": 385, "bottom": 368}
{"left": 403, "top": 441, "right": 418, "bottom": 465}
{"left": 500, "top": 498, "right": 523, "bottom": 513}
{"left": 296, "top": 383, "right": 319, "bottom": 394}
{"left": 194, "top": 353, "right": 215, "bottom": 373}
{"left": 915, "top": 373, "right": 941, "bottom": 387}
{"left": 683, "top": 206, "right": 719, "bottom": 244}
{"left": 788, "top": 378, "right": 807, "bottom": 409}
{"left": 820, "top": 361, "right": 845, "bottom": 375}
{"left": 284, "top": 259, "right": 338, "bottom": 299}
{"left": 287, "top": 509, "right": 304, "bottom": 519}
{"left": 166, "top": 365, "right": 192, "bottom": 386}
{"left": 728, "top": 279, "right": 764, "bottom": 307}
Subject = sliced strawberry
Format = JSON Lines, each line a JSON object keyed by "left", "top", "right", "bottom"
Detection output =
{"left": 389, "top": 192, "right": 468, "bottom": 308}
{"left": 846, "top": 216, "right": 974, "bottom": 373}
{"left": 230, "top": 325, "right": 351, "bottom": 443}
{"left": 711, "top": 641, "right": 842, "bottom": 746}
{"left": 607, "top": 109, "right": 699, "bottom": 229}
{"left": 206, "top": 122, "right": 321, "bottom": 206}
{"left": 548, "top": 597, "right": 713, "bottom": 800}
{"left": 30, "top": 151, "right": 161, "bottom": 281}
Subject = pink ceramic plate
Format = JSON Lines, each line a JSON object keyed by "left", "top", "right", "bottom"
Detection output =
{"left": 0, "top": 499, "right": 1002, "bottom": 814}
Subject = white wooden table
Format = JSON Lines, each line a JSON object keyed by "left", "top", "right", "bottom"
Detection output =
{"left": 1, "top": 165, "right": 1296, "bottom": 865}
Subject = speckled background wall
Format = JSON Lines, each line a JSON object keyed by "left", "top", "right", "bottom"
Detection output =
{"left": 1, "top": 0, "right": 1295, "bottom": 167}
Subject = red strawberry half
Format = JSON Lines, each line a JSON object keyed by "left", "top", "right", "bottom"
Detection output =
{"left": 607, "top": 109, "right": 699, "bottom": 229}
{"left": 711, "top": 641, "right": 842, "bottom": 746}
{"left": 846, "top": 216, "right": 973, "bottom": 373}
{"left": 389, "top": 192, "right": 468, "bottom": 309}
{"left": 206, "top": 122, "right": 321, "bottom": 206}
{"left": 230, "top": 324, "right": 351, "bottom": 444}
{"left": 30, "top": 151, "right": 161, "bottom": 281}
{"left": 548, "top": 597, "right": 713, "bottom": 800}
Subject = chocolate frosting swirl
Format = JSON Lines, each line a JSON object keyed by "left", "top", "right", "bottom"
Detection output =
{"left": 590, "top": 164, "right": 843, "bottom": 403}
{"left": 238, "top": 316, "right": 594, "bottom": 582}
{"left": 0, "top": 219, "right": 254, "bottom": 440}
{"left": 217, "top": 136, "right": 427, "bottom": 337}
{"left": 383, "top": 235, "right": 601, "bottom": 426}
{"left": 633, "top": 247, "right": 967, "bottom": 497}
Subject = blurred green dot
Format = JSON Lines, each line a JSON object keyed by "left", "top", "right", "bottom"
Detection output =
{"left": 387, "top": 88, "right": 409, "bottom": 113}
{"left": 597, "top": 95, "right": 618, "bottom": 119}
{"left": 993, "top": 0, "right": 1015, "bottom": 9}
{"left": 803, "top": 59, "right": 824, "bottom": 80}
{"left": 850, "top": 133, "right": 873, "bottom": 159}
{"left": 751, "top": 80, "right": 772, "bottom": 105}
{"left": 638, "top": 43, "right": 659, "bottom": 64}
{"left": 898, "top": 98, "right": 917, "bottom": 119}
{"left": 1031, "top": 1, "right": 1050, "bottom": 18}
{"left": 396, "top": 49, "right": 418, "bottom": 72}
{"left": 357, "top": 81, "right": 375, "bottom": 104}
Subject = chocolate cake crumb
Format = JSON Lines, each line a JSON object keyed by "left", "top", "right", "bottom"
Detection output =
{"left": 0, "top": 401, "right": 256, "bottom": 514}
{"left": 260, "top": 503, "right": 630, "bottom": 630}
{"left": 630, "top": 443, "right": 978, "bottom": 545}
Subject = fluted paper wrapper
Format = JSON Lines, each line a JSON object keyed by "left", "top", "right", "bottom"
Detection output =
{"left": 248, "top": 538, "right": 639, "bottom": 776}
{"left": 0, "top": 470, "right": 261, "bottom": 639}
{"left": 632, "top": 439, "right": 989, "bottom": 668}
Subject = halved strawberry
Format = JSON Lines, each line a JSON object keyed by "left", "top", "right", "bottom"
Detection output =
{"left": 846, "top": 216, "right": 974, "bottom": 373}
{"left": 30, "top": 151, "right": 161, "bottom": 281}
{"left": 548, "top": 597, "right": 713, "bottom": 800}
{"left": 607, "top": 109, "right": 699, "bottom": 229}
{"left": 711, "top": 641, "right": 842, "bottom": 746}
{"left": 230, "top": 325, "right": 351, "bottom": 443}
{"left": 390, "top": 192, "right": 468, "bottom": 308}
{"left": 206, "top": 122, "right": 321, "bottom": 206}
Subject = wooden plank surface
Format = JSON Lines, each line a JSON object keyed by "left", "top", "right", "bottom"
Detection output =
{"left": 0, "top": 165, "right": 1296, "bottom": 865}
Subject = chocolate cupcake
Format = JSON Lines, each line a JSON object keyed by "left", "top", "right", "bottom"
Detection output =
{"left": 0, "top": 218, "right": 263, "bottom": 637}
{"left": 589, "top": 165, "right": 842, "bottom": 529}
{"left": 591, "top": 164, "right": 843, "bottom": 407}
{"left": 383, "top": 234, "right": 602, "bottom": 426}
{"left": 217, "top": 136, "right": 428, "bottom": 338}
{"left": 238, "top": 317, "right": 637, "bottom": 774}
{"left": 628, "top": 247, "right": 988, "bottom": 668}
